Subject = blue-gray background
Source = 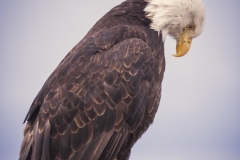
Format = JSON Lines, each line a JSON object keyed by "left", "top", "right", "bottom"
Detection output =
{"left": 0, "top": 0, "right": 239, "bottom": 159}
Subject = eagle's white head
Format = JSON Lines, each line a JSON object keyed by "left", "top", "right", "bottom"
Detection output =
{"left": 144, "top": 0, "right": 205, "bottom": 57}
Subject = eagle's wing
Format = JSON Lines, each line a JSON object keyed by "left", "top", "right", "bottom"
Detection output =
{"left": 20, "top": 38, "right": 158, "bottom": 160}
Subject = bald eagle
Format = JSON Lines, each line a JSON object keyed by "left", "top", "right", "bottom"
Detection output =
{"left": 19, "top": 0, "right": 205, "bottom": 160}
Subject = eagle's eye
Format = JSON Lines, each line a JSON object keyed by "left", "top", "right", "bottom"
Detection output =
{"left": 188, "top": 24, "right": 195, "bottom": 30}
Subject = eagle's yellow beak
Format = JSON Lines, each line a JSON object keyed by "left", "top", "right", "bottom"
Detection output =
{"left": 172, "top": 28, "right": 192, "bottom": 57}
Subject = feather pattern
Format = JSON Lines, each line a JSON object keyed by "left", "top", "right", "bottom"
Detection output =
{"left": 20, "top": 0, "right": 165, "bottom": 160}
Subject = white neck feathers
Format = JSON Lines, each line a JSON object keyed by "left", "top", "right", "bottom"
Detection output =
{"left": 144, "top": 0, "right": 205, "bottom": 42}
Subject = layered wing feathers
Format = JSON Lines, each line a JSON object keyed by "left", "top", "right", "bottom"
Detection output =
{"left": 20, "top": 38, "right": 157, "bottom": 160}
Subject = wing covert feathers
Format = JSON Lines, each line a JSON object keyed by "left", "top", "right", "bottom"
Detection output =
{"left": 20, "top": 38, "right": 164, "bottom": 160}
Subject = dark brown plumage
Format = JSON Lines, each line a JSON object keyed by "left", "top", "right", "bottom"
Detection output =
{"left": 19, "top": 0, "right": 165, "bottom": 160}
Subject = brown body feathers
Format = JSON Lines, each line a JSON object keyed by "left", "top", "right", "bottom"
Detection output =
{"left": 20, "top": 1, "right": 165, "bottom": 159}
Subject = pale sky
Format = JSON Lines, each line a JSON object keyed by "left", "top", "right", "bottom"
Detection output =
{"left": 0, "top": 0, "right": 239, "bottom": 159}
